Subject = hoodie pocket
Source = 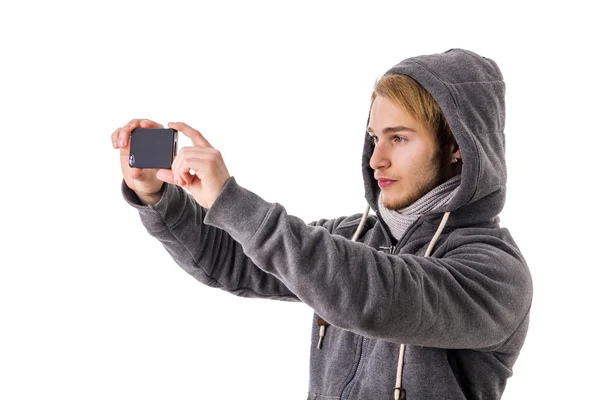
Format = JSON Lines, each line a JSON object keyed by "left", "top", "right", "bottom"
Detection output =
{"left": 308, "top": 315, "right": 363, "bottom": 397}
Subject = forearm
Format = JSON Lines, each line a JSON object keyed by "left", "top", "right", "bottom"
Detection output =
{"left": 122, "top": 179, "right": 298, "bottom": 300}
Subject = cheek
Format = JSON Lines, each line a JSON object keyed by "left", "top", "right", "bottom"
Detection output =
{"left": 392, "top": 144, "right": 431, "bottom": 173}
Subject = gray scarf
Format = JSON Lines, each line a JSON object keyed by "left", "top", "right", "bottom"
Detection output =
{"left": 378, "top": 175, "right": 461, "bottom": 241}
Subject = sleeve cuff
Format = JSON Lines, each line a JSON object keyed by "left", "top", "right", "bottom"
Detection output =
{"left": 120, "top": 179, "right": 190, "bottom": 224}
{"left": 204, "top": 177, "right": 274, "bottom": 245}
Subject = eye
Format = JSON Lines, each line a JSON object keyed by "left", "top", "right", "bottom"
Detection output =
{"left": 369, "top": 135, "right": 378, "bottom": 145}
{"left": 393, "top": 136, "right": 406, "bottom": 143}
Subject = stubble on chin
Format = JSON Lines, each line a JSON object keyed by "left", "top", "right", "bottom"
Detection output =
{"left": 381, "top": 182, "right": 433, "bottom": 210}
{"left": 381, "top": 154, "right": 442, "bottom": 211}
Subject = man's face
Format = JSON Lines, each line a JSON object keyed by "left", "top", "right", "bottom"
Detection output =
{"left": 368, "top": 95, "right": 441, "bottom": 210}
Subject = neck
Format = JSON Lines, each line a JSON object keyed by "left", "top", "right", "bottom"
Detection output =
{"left": 378, "top": 175, "right": 461, "bottom": 241}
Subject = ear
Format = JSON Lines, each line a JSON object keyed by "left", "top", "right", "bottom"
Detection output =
{"left": 451, "top": 142, "right": 461, "bottom": 161}
{"left": 452, "top": 148, "right": 462, "bottom": 161}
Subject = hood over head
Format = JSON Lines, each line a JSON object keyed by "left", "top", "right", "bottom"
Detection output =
{"left": 362, "top": 48, "right": 507, "bottom": 220}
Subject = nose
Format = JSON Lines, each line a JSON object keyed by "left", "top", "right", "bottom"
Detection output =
{"left": 369, "top": 142, "right": 391, "bottom": 170}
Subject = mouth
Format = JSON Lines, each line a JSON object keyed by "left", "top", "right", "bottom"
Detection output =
{"left": 376, "top": 178, "right": 398, "bottom": 188}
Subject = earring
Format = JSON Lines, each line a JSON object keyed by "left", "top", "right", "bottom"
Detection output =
{"left": 451, "top": 157, "right": 459, "bottom": 164}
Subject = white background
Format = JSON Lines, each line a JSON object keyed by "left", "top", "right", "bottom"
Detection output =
{"left": 1, "top": 1, "right": 598, "bottom": 399}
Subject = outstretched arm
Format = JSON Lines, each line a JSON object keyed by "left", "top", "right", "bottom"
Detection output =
{"left": 204, "top": 178, "right": 533, "bottom": 350}
{"left": 114, "top": 119, "right": 298, "bottom": 301}
{"left": 122, "top": 180, "right": 298, "bottom": 300}
{"left": 164, "top": 121, "right": 533, "bottom": 349}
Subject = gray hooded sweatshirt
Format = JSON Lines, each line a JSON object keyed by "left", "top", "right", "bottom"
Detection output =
{"left": 122, "top": 48, "right": 533, "bottom": 399}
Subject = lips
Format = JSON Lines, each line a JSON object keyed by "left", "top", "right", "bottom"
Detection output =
{"left": 376, "top": 178, "right": 397, "bottom": 188}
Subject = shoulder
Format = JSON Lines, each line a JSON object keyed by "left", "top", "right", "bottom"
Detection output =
{"left": 440, "top": 226, "right": 533, "bottom": 298}
{"left": 445, "top": 226, "right": 526, "bottom": 264}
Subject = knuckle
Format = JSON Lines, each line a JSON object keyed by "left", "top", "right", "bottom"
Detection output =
{"left": 209, "top": 149, "right": 221, "bottom": 160}
{"left": 126, "top": 119, "right": 145, "bottom": 130}
{"left": 142, "top": 118, "right": 160, "bottom": 126}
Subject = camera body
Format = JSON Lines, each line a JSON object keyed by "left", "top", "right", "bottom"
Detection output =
{"left": 128, "top": 128, "right": 178, "bottom": 169}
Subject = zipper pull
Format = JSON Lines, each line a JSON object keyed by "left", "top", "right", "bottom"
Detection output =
{"left": 379, "top": 245, "right": 396, "bottom": 254}
{"left": 317, "top": 318, "right": 330, "bottom": 349}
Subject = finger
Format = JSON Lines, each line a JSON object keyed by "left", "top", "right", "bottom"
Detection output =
{"left": 156, "top": 169, "right": 176, "bottom": 185}
{"left": 170, "top": 151, "right": 181, "bottom": 186}
{"left": 118, "top": 119, "right": 163, "bottom": 148}
{"left": 168, "top": 122, "right": 212, "bottom": 148}
{"left": 125, "top": 118, "right": 161, "bottom": 129}
{"left": 172, "top": 148, "right": 220, "bottom": 184}
{"left": 171, "top": 151, "right": 192, "bottom": 186}
{"left": 111, "top": 127, "right": 121, "bottom": 148}
{"left": 118, "top": 120, "right": 142, "bottom": 147}
{"left": 171, "top": 149, "right": 194, "bottom": 186}
{"left": 118, "top": 121, "right": 138, "bottom": 148}
{"left": 140, "top": 119, "right": 164, "bottom": 128}
{"left": 172, "top": 147, "right": 207, "bottom": 185}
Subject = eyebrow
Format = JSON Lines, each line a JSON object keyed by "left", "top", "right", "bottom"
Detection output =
{"left": 366, "top": 125, "right": 417, "bottom": 135}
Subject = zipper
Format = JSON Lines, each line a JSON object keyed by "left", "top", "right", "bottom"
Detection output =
{"left": 376, "top": 210, "right": 426, "bottom": 255}
{"left": 376, "top": 209, "right": 416, "bottom": 399}
{"left": 379, "top": 245, "right": 396, "bottom": 253}
{"left": 375, "top": 210, "right": 396, "bottom": 251}
{"left": 338, "top": 211, "right": 419, "bottom": 398}
{"left": 340, "top": 336, "right": 366, "bottom": 400}
{"left": 339, "top": 218, "right": 396, "bottom": 399}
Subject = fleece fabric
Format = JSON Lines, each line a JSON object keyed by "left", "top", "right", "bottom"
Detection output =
{"left": 122, "top": 48, "right": 533, "bottom": 399}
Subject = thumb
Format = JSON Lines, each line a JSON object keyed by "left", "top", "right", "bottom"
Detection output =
{"left": 156, "top": 169, "right": 177, "bottom": 185}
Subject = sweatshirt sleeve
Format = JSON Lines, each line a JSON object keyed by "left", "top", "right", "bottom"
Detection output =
{"left": 121, "top": 179, "right": 298, "bottom": 301}
{"left": 204, "top": 178, "right": 533, "bottom": 350}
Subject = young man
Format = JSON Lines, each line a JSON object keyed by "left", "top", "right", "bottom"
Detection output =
{"left": 112, "top": 48, "right": 532, "bottom": 399}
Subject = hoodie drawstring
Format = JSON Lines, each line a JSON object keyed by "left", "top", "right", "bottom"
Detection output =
{"left": 317, "top": 207, "right": 451, "bottom": 400}
{"left": 351, "top": 205, "right": 372, "bottom": 242}
{"left": 316, "top": 205, "right": 371, "bottom": 350}
{"left": 393, "top": 211, "right": 451, "bottom": 400}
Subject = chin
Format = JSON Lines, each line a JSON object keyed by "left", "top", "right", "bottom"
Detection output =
{"left": 382, "top": 185, "right": 431, "bottom": 210}
{"left": 381, "top": 195, "right": 412, "bottom": 211}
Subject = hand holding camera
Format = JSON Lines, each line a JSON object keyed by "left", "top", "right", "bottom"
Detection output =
{"left": 112, "top": 119, "right": 166, "bottom": 205}
{"left": 112, "top": 119, "right": 230, "bottom": 208}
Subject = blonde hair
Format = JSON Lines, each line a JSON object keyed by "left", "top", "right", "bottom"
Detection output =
{"left": 371, "top": 74, "right": 455, "bottom": 151}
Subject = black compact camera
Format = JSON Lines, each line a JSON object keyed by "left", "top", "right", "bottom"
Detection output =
{"left": 128, "top": 128, "right": 178, "bottom": 169}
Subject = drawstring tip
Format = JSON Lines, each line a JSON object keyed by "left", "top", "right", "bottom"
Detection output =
{"left": 394, "top": 387, "right": 406, "bottom": 400}
{"left": 316, "top": 318, "right": 329, "bottom": 350}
